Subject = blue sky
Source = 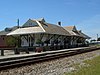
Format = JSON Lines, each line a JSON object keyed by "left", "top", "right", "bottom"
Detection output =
{"left": 0, "top": 0, "right": 100, "bottom": 39}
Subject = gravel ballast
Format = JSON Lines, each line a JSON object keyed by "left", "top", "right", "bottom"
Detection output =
{"left": 0, "top": 49, "right": 100, "bottom": 75}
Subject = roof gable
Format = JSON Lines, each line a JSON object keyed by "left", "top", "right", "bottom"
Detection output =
{"left": 64, "top": 26, "right": 81, "bottom": 36}
{"left": 64, "top": 26, "right": 77, "bottom": 31}
{"left": 37, "top": 18, "right": 45, "bottom": 22}
{"left": 72, "top": 26, "right": 77, "bottom": 31}
{"left": 22, "top": 19, "right": 39, "bottom": 27}
{"left": 78, "top": 30, "right": 91, "bottom": 39}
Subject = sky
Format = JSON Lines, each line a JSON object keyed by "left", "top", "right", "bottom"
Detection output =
{"left": 0, "top": 0, "right": 100, "bottom": 39}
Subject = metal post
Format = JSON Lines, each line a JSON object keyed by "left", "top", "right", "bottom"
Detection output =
{"left": 1, "top": 49, "right": 4, "bottom": 56}
{"left": 17, "top": 19, "right": 20, "bottom": 28}
{"left": 14, "top": 48, "right": 20, "bottom": 54}
{"left": 97, "top": 34, "right": 98, "bottom": 44}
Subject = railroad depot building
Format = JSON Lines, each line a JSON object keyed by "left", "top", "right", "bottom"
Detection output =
{"left": 0, "top": 18, "right": 90, "bottom": 51}
{"left": 0, "top": 26, "right": 18, "bottom": 48}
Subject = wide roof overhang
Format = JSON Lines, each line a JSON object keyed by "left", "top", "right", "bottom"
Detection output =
{"left": 7, "top": 27, "right": 45, "bottom": 35}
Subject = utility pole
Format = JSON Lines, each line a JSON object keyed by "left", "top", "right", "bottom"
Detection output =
{"left": 17, "top": 19, "right": 19, "bottom": 28}
{"left": 97, "top": 34, "right": 98, "bottom": 41}
{"left": 97, "top": 34, "right": 98, "bottom": 44}
{"left": 17, "top": 19, "right": 20, "bottom": 54}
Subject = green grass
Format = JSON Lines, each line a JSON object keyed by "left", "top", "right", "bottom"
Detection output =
{"left": 96, "top": 44, "right": 100, "bottom": 47}
{"left": 64, "top": 56, "right": 100, "bottom": 75}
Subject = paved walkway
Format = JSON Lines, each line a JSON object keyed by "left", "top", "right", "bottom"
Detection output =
{"left": 0, "top": 50, "right": 39, "bottom": 59}
{"left": 0, "top": 47, "right": 91, "bottom": 60}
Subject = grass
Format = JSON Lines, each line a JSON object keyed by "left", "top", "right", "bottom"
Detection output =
{"left": 64, "top": 55, "right": 100, "bottom": 75}
{"left": 96, "top": 44, "right": 100, "bottom": 47}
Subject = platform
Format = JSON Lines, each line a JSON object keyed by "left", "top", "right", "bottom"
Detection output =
{"left": 0, "top": 47, "right": 90, "bottom": 61}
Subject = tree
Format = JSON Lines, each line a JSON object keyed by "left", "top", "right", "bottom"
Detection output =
{"left": 5, "top": 36, "right": 18, "bottom": 47}
{"left": 36, "top": 39, "right": 43, "bottom": 46}
{"left": 44, "top": 40, "right": 50, "bottom": 46}
{"left": 90, "top": 39, "right": 96, "bottom": 43}
{"left": 97, "top": 37, "right": 100, "bottom": 41}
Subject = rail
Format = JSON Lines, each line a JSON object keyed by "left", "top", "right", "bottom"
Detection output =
{"left": 0, "top": 46, "right": 100, "bottom": 70}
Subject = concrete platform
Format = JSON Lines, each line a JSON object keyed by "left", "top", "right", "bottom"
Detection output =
{"left": 0, "top": 47, "right": 91, "bottom": 61}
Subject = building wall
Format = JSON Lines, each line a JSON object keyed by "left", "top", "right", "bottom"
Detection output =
{"left": 20, "top": 34, "right": 87, "bottom": 48}
{"left": 21, "top": 36, "right": 29, "bottom": 47}
{"left": 0, "top": 36, "right": 7, "bottom": 47}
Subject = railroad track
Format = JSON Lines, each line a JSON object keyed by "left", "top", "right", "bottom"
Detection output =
{"left": 0, "top": 46, "right": 100, "bottom": 71}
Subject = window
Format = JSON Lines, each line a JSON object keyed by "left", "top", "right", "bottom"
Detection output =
{"left": 29, "top": 23, "right": 32, "bottom": 26}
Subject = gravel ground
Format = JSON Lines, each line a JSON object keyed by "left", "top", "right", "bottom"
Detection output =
{"left": 0, "top": 49, "right": 100, "bottom": 75}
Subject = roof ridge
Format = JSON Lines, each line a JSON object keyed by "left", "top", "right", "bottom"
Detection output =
{"left": 35, "top": 20, "right": 46, "bottom": 32}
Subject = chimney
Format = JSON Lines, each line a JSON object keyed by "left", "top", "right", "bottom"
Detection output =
{"left": 58, "top": 21, "right": 61, "bottom": 26}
